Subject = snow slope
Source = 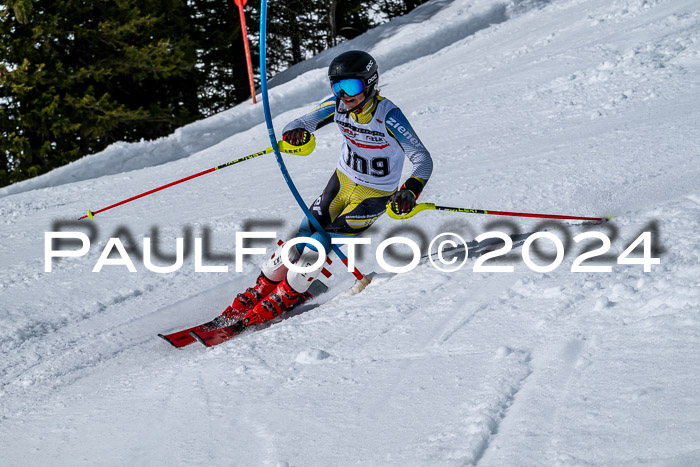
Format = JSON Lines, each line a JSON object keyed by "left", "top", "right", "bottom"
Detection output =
{"left": 1, "top": 0, "right": 699, "bottom": 465}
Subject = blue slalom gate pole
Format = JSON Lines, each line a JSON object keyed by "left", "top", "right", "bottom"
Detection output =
{"left": 258, "top": 1, "right": 366, "bottom": 282}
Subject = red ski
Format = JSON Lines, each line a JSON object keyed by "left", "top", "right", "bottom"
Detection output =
{"left": 158, "top": 318, "right": 224, "bottom": 348}
{"left": 187, "top": 286, "right": 323, "bottom": 347}
{"left": 159, "top": 278, "right": 330, "bottom": 348}
{"left": 189, "top": 321, "right": 248, "bottom": 347}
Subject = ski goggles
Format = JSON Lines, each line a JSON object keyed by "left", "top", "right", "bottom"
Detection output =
{"left": 331, "top": 78, "right": 364, "bottom": 98}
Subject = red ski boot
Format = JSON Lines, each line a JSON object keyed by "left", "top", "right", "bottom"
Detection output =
{"left": 219, "top": 273, "right": 278, "bottom": 323}
{"left": 242, "top": 279, "right": 308, "bottom": 326}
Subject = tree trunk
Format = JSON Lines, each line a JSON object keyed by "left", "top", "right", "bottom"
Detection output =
{"left": 328, "top": 0, "right": 338, "bottom": 48}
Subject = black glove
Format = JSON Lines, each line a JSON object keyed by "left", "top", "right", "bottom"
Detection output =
{"left": 282, "top": 128, "right": 312, "bottom": 146}
{"left": 390, "top": 189, "right": 417, "bottom": 215}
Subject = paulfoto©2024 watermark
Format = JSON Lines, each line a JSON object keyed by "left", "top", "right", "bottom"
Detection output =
{"left": 44, "top": 224, "right": 661, "bottom": 275}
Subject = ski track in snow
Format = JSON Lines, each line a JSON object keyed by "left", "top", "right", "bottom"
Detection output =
{"left": 2, "top": 0, "right": 700, "bottom": 465}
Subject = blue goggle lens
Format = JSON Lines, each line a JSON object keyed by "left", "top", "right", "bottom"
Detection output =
{"left": 331, "top": 78, "right": 364, "bottom": 97}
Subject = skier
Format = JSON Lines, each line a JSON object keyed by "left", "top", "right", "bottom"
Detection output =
{"left": 222, "top": 50, "right": 433, "bottom": 326}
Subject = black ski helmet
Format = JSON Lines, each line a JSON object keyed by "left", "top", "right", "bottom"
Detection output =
{"left": 328, "top": 50, "right": 379, "bottom": 112}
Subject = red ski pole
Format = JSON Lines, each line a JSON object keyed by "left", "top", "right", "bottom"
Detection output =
{"left": 387, "top": 202, "right": 611, "bottom": 222}
{"left": 79, "top": 137, "right": 315, "bottom": 220}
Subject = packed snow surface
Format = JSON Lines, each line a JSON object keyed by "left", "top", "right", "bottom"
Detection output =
{"left": 1, "top": 0, "right": 699, "bottom": 465}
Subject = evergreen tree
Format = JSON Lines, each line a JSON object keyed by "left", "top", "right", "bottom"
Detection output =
{"left": 189, "top": 0, "right": 258, "bottom": 115}
{"left": 330, "top": 0, "right": 375, "bottom": 46}
{"left": 0, "top": 0, "right": 425, "bottom": 186}
{"left": 244, "top": 0, "right": 326, "bottom": 75}
{"left": 376, "top": 0, "right": 424, "bottom": 19}
{"left": 0, "top": 0, "right": 200, "bottom": 186}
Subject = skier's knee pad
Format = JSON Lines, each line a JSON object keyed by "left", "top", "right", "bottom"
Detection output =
{"left": 286, "top": 248, "right": 323, "bottom": 293}
{"left": 261, "top": 240, "right": 301, "bottom": 283}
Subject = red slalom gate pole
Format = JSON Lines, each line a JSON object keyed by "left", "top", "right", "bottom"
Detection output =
{"left": 234, "top": 0, "right": 257, "bottom": 104}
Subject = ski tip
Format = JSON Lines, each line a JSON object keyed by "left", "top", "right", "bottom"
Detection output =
{"left": 158, "top": 332, "right": 197, "bottom": 348}
{"left": 158, "top": 333, "right": 179, "bottom": 348}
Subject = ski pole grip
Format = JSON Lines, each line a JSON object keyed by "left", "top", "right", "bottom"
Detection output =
{"left": 386, "top": 202, "right": 436, "bottom": 220}
{"left": 278, "top": 134, "right": 316, "bottom": 156}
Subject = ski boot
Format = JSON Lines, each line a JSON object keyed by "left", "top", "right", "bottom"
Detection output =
{"left": 241, "top": 279, "right": 309, "bottom": 326}
{"left": 219, "top": 273, "right": 279, "bottom": 324}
